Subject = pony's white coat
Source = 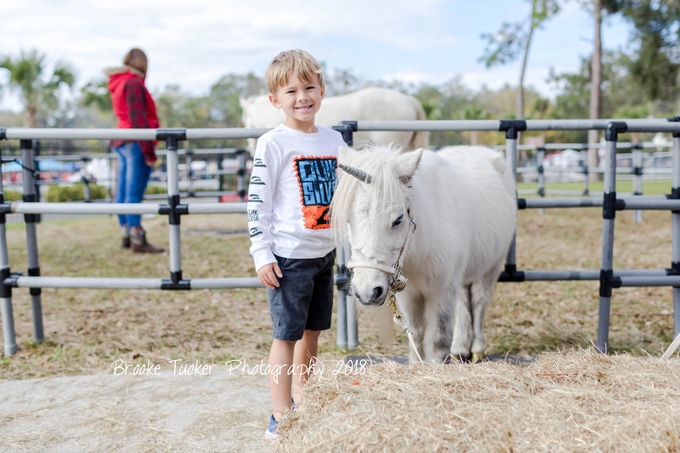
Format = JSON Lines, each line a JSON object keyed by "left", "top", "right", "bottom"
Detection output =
{"left": 333, "top": 144, "right": 517, "bottom": 362}
{"left": 240, "top": 87, "right": 429, "bottom": 151}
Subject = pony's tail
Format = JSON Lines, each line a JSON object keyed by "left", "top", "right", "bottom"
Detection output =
{"left": 408, "top": 96, "right": 430, "bottom": 150}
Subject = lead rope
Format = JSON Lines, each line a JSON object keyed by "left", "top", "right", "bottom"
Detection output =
{"left": 388, "top": 292, "right": 423, "bottom": 363}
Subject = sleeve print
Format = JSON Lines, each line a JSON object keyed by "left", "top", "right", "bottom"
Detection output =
{"left": 248, "top": 139, "right": 278, "bottom": 271}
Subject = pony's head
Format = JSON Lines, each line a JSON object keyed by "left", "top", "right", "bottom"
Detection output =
{"left": 332, "top": 144, "right": 423, "bottom": 306}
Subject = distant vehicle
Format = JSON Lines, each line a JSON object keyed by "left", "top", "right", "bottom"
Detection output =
{"left": 543, "top": 149, "right": 585, "bottom": 170}
{"left": 540, "top": 149, "right": 586, "bottom": 183}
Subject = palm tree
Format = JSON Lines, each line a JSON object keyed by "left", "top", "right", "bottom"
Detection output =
{"left": 0, "top": 49, "right": 75, "bottom": 127}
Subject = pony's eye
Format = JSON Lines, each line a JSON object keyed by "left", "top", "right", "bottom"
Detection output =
{"left": 392, "top": 215, "right": 403, "bottom": 227}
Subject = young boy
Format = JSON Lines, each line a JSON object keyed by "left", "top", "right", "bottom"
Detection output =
{"left": 247, "top": 49, "right": 346, "bottom": 439}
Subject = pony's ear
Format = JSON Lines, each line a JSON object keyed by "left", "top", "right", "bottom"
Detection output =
{"left": 393, "top": 148, "right": 423, "bottom": 184}
{"left": 338, "top": 146, "right": 360, "bottom": 165}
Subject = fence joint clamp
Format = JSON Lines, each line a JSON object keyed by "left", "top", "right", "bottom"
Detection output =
{"left": 160, "top": 279, "right": 191, "bottom": 290}
{"left": 159, "top": 201, "right": 189, "bottom": 225}
{"left": 156, "top": 129, "right": 187, "bottom": 149}
{"left": 605, "top": 122, "right": 627, "bottom": 142}
{"left": 498, "top": 269, "right": 525, "bottom": 282}
{"left": 599, "top": 269, "right": 614, "bottom": 297}
{"left": 333, "top": 121, "right": 358, "bottom": 146}
{"left": 666, "top": 187, "right": 680, "bottom": 199}
{"left": 499, "top": 120, "right": 527, "bottom": 140}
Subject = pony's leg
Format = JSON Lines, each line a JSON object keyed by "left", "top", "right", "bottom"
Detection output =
{"left": 470, "top": 270, "right": 499, "bottom": 359}
{"left": 396, "top": 290, "right": 426, "bottom": 363}
{"left": 418, "top": 290, "right": 453, "bottom": 363}
{"left": 450, "top": 284, "right": 473, "bottom": 361}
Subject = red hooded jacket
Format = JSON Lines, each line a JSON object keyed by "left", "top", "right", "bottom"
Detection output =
{"left": 108, "top": 72, "right": 159, "bottom": 163}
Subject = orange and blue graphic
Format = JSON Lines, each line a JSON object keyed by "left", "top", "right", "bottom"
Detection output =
{"left": 294, "top": 156, "right": 337, "bottom": 230}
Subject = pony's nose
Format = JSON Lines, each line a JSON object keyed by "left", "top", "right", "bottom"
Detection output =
{"left": 352, "top": 283, "right": 387, "bottom": 306}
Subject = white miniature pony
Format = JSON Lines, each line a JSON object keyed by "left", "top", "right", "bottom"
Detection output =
{"left": 332, "top": 144, "right": 517, "bottom": 363}
{"left": 240, "top": 87, "right": 429, "bottom": 151}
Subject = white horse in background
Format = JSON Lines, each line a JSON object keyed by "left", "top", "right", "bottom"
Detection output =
{"left": 240, "top": 87, "right": 429, "bottom": 151}
{"left": 332, "top": 144, "right": 517, "bottom": 363}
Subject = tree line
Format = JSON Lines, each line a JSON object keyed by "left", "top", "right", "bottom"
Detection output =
{"left": 0, "top": 0, "right": 678, "bottom": 150}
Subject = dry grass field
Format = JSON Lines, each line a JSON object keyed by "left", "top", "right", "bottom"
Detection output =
{"left": 0, "top": 195, "right": 677, "bottom": 381}
{"left": 278, "top": 350, "right": 680, "bottom": 452}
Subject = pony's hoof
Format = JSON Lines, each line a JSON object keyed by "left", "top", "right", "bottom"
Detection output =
{"left": 471, "top": 352, "right": 486, "bottom": 363}
{"left": 445, "top": 353, "right": 471, "bottom": 364}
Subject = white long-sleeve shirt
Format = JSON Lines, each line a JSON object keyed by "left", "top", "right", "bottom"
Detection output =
{"left": 248, "top": 124, "right": 346, "bottom": 271}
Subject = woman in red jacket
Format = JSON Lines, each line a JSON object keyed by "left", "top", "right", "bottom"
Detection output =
{"left": 106, "top": 48, "right": 164, "bottom": 253}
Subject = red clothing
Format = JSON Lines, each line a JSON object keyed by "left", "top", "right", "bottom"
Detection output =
{"left": 108, "top": 72, "right": 159, "bottom": 163}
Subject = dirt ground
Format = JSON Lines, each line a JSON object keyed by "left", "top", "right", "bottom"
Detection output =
{"left": 0, "top": 369, "right": 275, "bottom": 453}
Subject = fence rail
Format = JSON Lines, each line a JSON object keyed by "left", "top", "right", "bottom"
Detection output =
{"left": 2, "top": 119, "right": 680, "bottom": 356}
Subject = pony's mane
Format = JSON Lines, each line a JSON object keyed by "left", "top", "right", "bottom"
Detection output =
{"left": 332, "top": 144, "right": 409, "bottom": 246}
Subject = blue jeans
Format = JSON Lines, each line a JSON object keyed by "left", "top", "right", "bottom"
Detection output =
{"left": 114, "top": 142, "right": 152, "bottom": 228}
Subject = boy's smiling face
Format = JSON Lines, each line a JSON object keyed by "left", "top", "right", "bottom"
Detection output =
{"left": 268, "top": 73, "right": 324, "bottom": 133}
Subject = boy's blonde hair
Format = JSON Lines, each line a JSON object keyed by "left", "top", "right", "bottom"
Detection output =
{"left": 265, "top": 49, "right": 324, "bottom": 94}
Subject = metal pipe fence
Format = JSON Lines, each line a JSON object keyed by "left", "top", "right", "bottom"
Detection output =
{"left": 2, "top": 119, "right": 680, "bottom": 356}
{"left": 0, "top": 146, "right": 252, "bottom": 226}
{"left": 508, "top": 143, "right": 674, "bottom": 209}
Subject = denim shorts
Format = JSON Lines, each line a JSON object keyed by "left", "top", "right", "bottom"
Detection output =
{"left": 268, "top": 250, "right": 336, "bottom": 341}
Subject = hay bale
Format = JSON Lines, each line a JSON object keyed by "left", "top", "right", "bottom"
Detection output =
{"left": 277, "top": 349, "right": 680, "bottom": 452}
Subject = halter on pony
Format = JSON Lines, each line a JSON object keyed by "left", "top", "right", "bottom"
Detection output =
{"left": 338, "top": 162, "right": 424, "bottom": 363}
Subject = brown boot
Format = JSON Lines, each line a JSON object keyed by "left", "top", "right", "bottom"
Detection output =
{"left": 130, "top": 226, "right": 165, "bottom": 254}
{"left": 121, "top": 226, "right": 131, "bottom": 249}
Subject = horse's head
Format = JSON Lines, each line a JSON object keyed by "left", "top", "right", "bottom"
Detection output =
{"left": 333, "top": 145, "right": 423, "bottom": 306}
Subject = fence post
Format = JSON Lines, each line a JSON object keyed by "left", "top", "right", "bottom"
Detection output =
{"left": 633, "top": 143, "right": 643, "bottom": 223}
{"left": 597, "top": 121, "right": 627, "bottom": 353}
{"left": 236, "top": 149, "right": 247, "bottom": 202}
{"left": 581, "top": 143, "right": 590, "bottom": 195}
{"left": 0, "top": 131, "right": 17, "bottom": 356}
{"left": 217, "top": 144, "right": 225, "bottom": 200}
{"left": 333, "top": 121, "right": 359, "bottom": 349}
{"left": 81, "top": 156, "right": 91, "bottom": 202}
{"left": 186, "top": 149, "right": 194, "bottom": 198}
{"left": 21, "top": 139, "right": 44, "bottom": 342}
{"left": 33, "top": 140, "right": 42, "bottom": 221}
{"left": 499, "top": 120, "right": 526, "bottom": 280}
{"left": 670, "top": 124, "right": 680, "bottom": 338}
{"left": 106, "top": 151, "right": 112, "bottom": 203}
{"left": 157, "top": 129, "right": 189, "bottom": 288}
{"left": 537, "top": 146, "right": 545, "bottom": 215}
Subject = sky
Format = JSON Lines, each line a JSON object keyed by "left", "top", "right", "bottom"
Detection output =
{"left": 0, "top": 0, "right": 633, "bottom": 112}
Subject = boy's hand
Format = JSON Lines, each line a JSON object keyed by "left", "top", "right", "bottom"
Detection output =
{"left": 258, "top": 262, "right": 283, "bottom": 289}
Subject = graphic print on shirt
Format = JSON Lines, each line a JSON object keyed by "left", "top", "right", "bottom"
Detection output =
{"left": 294, "top": 156, "right": 337, "bottom": 230}
{"left": 248, "top": 193, "right": 263, "bottom": 203}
